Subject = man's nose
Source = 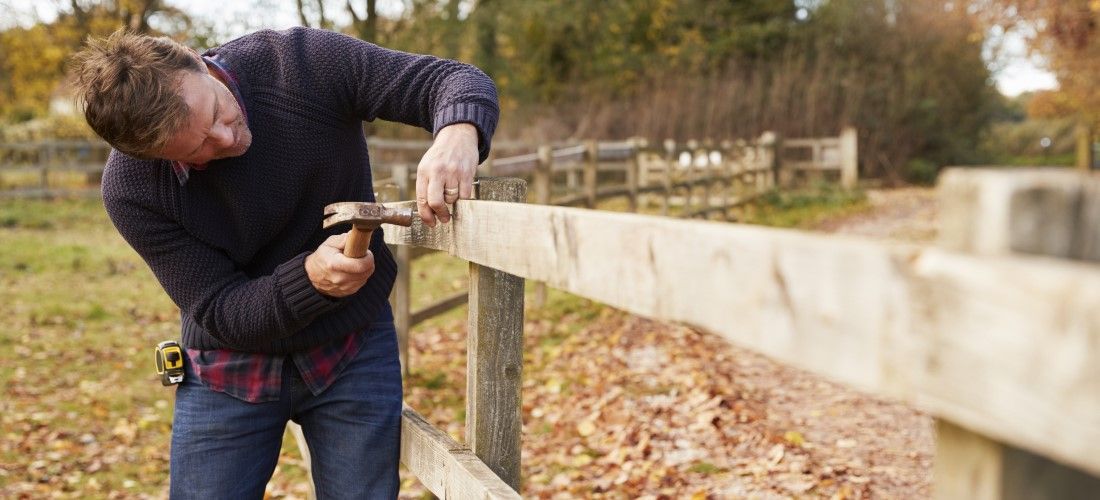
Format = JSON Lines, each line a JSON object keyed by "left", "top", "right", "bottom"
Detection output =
{"left": 210, "top": 122, "right": 234, "bottom": 147}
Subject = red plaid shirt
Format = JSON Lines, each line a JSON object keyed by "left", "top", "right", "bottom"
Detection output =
{"left": 186, "top": 332, "right": 365, "bottom": 403}
{"left": 180, "top": 55, "right": 366, "bottom": 403}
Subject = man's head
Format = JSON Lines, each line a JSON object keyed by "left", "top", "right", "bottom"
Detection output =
{"left": 71, "top": 30, "right": 251, "bottom": 162}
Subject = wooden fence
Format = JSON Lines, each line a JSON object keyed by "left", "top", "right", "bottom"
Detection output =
{"left": 0, "top": 129, "right": 851, "bottom": 198}
{"left": 371, "top": 133, "right": 785, "bottom": 372}
{"left": 778, "top": 126, "right": 858, "bottom": 188}
{"left": 0, "top": 140, "right": 111, "bottom": 197}
{"left": 369, "top": 167, "right": 1099, "bottom": 498}
{"left": 11, "top": 137, "right": 1096, "bottom": 497}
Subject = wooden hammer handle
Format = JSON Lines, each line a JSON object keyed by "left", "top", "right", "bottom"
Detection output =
{"left": 344, "top": 226, "right": 374, "bottom": 258}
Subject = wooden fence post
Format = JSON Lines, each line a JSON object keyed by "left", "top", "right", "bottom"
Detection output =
{"left": 627, "top": 138, "right": 640, "bottom": 213}
{"left": 934, "top": 168, "right": 1100, "bottom": 500}
{"left": 685, "top": 139, "right": 698, "bottom": 214}
{"left": 390, "top": 164, "right": 412, "bottom": 377}
{"left": 840, "top": 127, "right": 858, "bottom": 189}
{"left": 760, "top": 131, "right": 778, "bottom": 192}
{"left": 40, "top": 143, "right": 52, "bottom": 194}
{"left": 467, "top": 177, "right": 527, "bottom": 491}
{"left": 730, "top": 140, "right": 746, "bottom": 219}
{"left": 534, "top": 145, "right": 552, "bottom": 207}
{"left": 1076, "top": 120, "right": 1094, "bottom": 172}
{"left": 531, "top": 146, "right": 553, "bottom": 308}
{"left": 566, "top": 159, "right": 579, "bottom": 192}
{"left": 700, "top": 140, "right": 713, "bottom": 219}
{"left": 662, "top": 139, "right": 675, "bottom": 217}
{"left": 584, "top": 141, "right": 599, "bottom": 209}
{"left": 719, "top": 140, "right": 733, "bottom": 221}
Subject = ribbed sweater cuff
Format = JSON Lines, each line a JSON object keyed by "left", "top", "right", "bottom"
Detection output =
{"left": 433, "top": 102, "right": 498, "bottom": 163}
{"left": 275, "top": 252, "right": 343, "bottom": 324}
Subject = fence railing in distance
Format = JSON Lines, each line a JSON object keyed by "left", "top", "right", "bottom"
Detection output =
{"left": 374, "top": 133, "right": 792, "bottom": 368}
{"left": 777, "top": 126, "right": 858, "bottom": 188}
{"left": 2, "top": 131, "right": 855, "bottom": 200}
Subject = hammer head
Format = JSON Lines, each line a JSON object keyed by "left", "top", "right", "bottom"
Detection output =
{"left": 322, "top": 202, "right": 414, "bottom": 230}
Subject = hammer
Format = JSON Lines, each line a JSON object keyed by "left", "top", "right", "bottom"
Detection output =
{"left": 322, "top": 202, "right": 414, "bottom": 258}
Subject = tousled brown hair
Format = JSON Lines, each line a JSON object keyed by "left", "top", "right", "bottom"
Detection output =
{"left": 70, "top": 29, "right": 205, "bottom": 159}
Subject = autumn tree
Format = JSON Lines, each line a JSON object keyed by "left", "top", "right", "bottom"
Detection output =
{"left": 979, "top": 0, "right": 1099, "bottom": 169}
{"left": 0, "top": 1, "right": 193, "bottom": 124}
{"left": 2, "top": 0, "right": 1008, "bottom": 180}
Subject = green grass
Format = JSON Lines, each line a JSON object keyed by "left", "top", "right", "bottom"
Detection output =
{"left": 981, "top": 153, "right": 1076, "bottom": 167}
{"left": 0, "top": 170, "right": 97, "bottom": 191}
{"left": 739, "top": 184, "right": 869, "bottom": 229}
{"left": 688, "top": 462, "right": 725, "bottom": 475}
{"left": 0, "top": 198, "right": 179, "bottom": 496}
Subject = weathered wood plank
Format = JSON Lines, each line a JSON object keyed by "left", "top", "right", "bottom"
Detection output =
{"left": 933, "top": 420, "right": 1002, "bottom": 500}
{"left": 933, "top": 167, "right": 1100, "bottom": 499}
{"left": 389, "top": 164, "right": 412, "bottom": 376}
{"left": 939, "top": 168, "right": 1100, "bottom": 261}
{"left": 552, "top": 193, "right": 589, "bottom": 207}
{"left": 384, "top": 197, "right": 1100, "bottom": 476}
{"left": 465, "top": 178, "right": 526, "bottom": 491}
{"left": 839, "top": 127, "right": 858, "bottom": 188}
{"left": 595, "top": 185, "right": 631, "bottom": 199}
{"left": 400, "top": 406, "right": 521, "bottom": 499}
{"left": 410, "top": 290, "right": 468, "bottom": 327}
{"left": 785, "top": 161, "right": 841, "bottom": 170}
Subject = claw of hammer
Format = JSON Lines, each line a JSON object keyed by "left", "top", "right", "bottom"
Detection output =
{"left": 322, "top": 202, "right": 414, "bottom": 258}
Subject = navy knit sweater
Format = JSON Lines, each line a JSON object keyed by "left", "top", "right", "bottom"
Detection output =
{"left": 101, "top": 27, "right": 498, "bottom": 353}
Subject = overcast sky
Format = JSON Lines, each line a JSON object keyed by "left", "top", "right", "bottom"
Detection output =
{"left": 6, "top": 0, "right": 1058, "bottom": 97}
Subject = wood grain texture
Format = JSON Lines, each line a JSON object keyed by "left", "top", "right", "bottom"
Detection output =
{"left": 410, "top": 290, "right": 467, "bottom": 327}
{"left": 466, "top": 178, "right": 527, "bottom": 491}
{"left": 385, "top": 197, "right": 1100, "bottom": 476}
{"left": 934, "top": 167, "right": 1100, "bottom": 499}
{"left": 400, "top": 406, "right": 521, "bottom": 499}
{"left": 938, "top": 168, "right": 1100, "bottom": 261}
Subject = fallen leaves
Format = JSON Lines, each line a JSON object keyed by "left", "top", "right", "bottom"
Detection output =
{"left": 400, "top": 299, "right": 933, "bottom": 498}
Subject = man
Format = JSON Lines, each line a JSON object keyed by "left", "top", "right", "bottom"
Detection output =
{"left": 70, "top": 26, "right": 498, "bottom": 498}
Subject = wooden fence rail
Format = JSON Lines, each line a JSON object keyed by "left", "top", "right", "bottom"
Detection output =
{"left": 375, "top": 167, "right": 1099, "bottom": 498}
{"left": 0, "top": 140, "right": 112, "bottom": 197}
{"left": 373, "top": 132, "right": 796, "bottom": 371}
{"left": 0, "top": 129, "right": 851, "bottom": 198}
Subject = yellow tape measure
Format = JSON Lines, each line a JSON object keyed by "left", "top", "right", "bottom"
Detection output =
{"left": 154, "top": 340, "right": 185, "bottom": 386}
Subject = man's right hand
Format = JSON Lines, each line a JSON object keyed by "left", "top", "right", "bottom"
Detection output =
{"left": 305, "top": 233, "right": 376, "bottom": 298}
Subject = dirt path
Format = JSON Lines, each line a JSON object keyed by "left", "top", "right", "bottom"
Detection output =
{"left": 400, "top": 188, "right": 941, "bottom": 499}
{"left": 815, "top": 187, "right": 938, "bottom": 243}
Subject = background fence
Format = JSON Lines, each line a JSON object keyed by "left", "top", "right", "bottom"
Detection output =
{"left": 370, "top": 130, "right": 856, "bottom": 373}
{"left": 0, "top": 140, "right": 111, "bottom": 197}
{"left": 0, "top": 128, "right": 856, "bottom": 199}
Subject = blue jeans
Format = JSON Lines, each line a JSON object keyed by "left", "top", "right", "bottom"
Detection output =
{"left": 169, "top": 314, "right": 402, "bottom": 499}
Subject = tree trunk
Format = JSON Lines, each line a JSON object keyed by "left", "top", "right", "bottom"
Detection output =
{"left": 296, "top": 0, "right": 310, "bottom": 27}
{"left": 347, "top": 0, "right": 378, "bottom": 42}
{"left": 1077, "top": 119, "right": 1094, "bottom": 171}
{"left": 473, "top": 0, "right": 498, "bottom": 76}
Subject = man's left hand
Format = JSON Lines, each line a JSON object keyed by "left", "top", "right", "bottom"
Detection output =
{"left": 415, "top": 123, "right": 479, "bottom": 227}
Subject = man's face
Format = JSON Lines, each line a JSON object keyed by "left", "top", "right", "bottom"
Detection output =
{"left": 157, "top": 69, "right": 252, "bottom": 164}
